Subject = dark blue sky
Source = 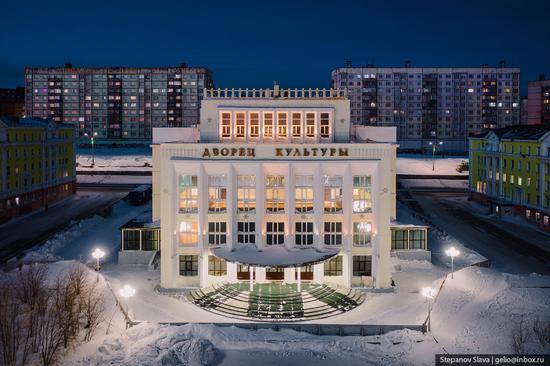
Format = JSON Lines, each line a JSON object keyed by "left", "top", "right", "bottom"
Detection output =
{"left": 1, "top": 0, "right": 549, "bottom": 94}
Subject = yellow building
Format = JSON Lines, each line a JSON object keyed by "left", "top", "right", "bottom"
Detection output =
{"left": 0, "top": 117, "right": 76, "bottom": 223}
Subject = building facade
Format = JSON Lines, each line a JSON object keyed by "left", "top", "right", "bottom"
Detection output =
{"left": 527, "top": 77, "right": 550, "bottom": 125}
{"left": 469, "top": 125, "right": 550, "bottom": 231}
{"left": 0, "top": 117, "right": 76, "bottom": 223}
{"left": 24, "top": 64, "right": 213, "bottom": 141}
{"left": 0, "top": 87, "right": 25, "bottom": 118}
{"left": 331, "top": 63, "right": 521, "bottom": 152}
{"left": 152, "top": 86, "right": 399, "bottom": 290}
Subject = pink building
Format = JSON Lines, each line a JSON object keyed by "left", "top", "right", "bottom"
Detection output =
{"left": 527, "top": 76, "right": 550, "bottom": 125}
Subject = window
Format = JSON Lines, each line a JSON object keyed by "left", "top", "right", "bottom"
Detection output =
{"left": 295, "top": 222, "right": 313, "bottom": 245}
{"left": 179, "top": 221, "right": 198, "bottom": 246}
{"left": 208, "top": 175, "right": 227, "bottom": 213}
{"left": 208, "top": 222, "right": 227, "bottom": 246}
{"left": 353, "top": 222, "right": 372, "bottom": 246}
{"left": 179, "top": 175, "right": 198, "bottom": 213}
{"left": 291, "top": 112, "right": 301, "bottom": 138}
{"left": 324, "top": 222, "right": 342, "bottom": 245}
{"left": 208, "top": 256, "right": 227, "bottom": 276}
{"left": 264, "top": 112, "right": 274, "bottom": 139}
{"left": 266, "top": 222, "right": 284, "bottom": 245}
{"left": 353, "top": 176, "right": 372, "bottom": 213}
{"left": 237, "top": 175, "right": 256, "bottom": 212}
{"left": 409, "top": 230, "right": 425, "bottom": 249}
{"left": 305, "top": 112, "right": 315, "bottom": 138}
{"left": 391, "top": 230, "right": 407, "bottom": 249}
{"left": 179, "top": 255, "right": 198, "bottom": 276}
{"left": 277, "top": 112, "right": 287, "bottom": 138}
{"left": 237, "top": 221, "right": 255, "bottom": 244}
{"left": 320, "top": 112, "right": 330, "bottom": 138}
{"left": 295, "top": 175, "right": 313, "bottom": 213}
{"left": 221, "top": 112, "right": 231, "bottom": 138}
{"left": 353, "top": 256, "right": 372, "bottom": 276}
{"left": 235, "top": 112, "right": 245, "bottom": 138}
{"left": 123, "top": 230, "right": 140, "bottom": 250}
{"left": 266, "top": 175, "right": 284, "bottom": 212}
{"left": 324, "top": 175, "right": 343, "bottom": 212}
{"left": 142, "top": 229, "right": 159, "bottom": 251}
{"left": 249, "top": 112, "right": 259, "bottom": 138}
{"left": 324, "top": 256, "right": 342, "bottom": 276}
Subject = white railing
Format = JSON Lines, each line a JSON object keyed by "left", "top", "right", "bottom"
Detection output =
{"left": 204, "top": 88, "right": 348, "bottom": 99}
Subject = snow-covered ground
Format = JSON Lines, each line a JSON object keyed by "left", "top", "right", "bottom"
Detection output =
{"left": 77, "top": 174, "right": 152, "bottom": 185}
{"left": 397, "top": 156, "right": 467, "bottom": 176}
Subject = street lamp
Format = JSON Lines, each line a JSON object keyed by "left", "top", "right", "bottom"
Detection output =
{"left": 445, "top": 246, "right": 460, "bottom": 279}
{"left": 83, "top": 131, "right": 98, "bottom": 167}
{"left": 118, "top": 284, "right": 136, "bottom": 328}
{"left": 91, "top": 248, "right": 105, "bottom": 282}
{"left": 428, "top": 141, "right": 444, "bottom": 171}
{"left": 422, "top": 286, "right": 437, "bottom": 332}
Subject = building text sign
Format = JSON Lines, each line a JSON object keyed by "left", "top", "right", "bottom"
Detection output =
{"left": 201, "top": 146, "right": 349, "bottom": 158}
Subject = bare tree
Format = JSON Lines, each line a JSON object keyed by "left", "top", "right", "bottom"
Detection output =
{"left": 533, "top": 317, "right": 550, "bottom": 349}
{"left": 81, "top": 283, "right": 105, "bottom": 342}
{"left": 511, "top": 317, "right": 531, "bottom": 354}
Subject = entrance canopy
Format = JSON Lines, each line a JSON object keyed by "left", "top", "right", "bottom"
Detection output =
{"left": 212, "top": 245, "right": 340, "bottom": 268}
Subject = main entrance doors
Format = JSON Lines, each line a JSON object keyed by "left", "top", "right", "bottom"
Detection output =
{"left": 266, "top": 267, "right": 285, "bottom": 280}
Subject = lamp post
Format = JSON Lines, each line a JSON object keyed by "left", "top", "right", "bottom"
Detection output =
{"left": 429, "top": 141, "right": 444, "bottom": 171}
{"left": 118, "top": 284, "right": 136, "bottom": 328}
{"left": 83, "top": 131, "right": 98, "bottom": 167}
{"left": 91, "top": 248, "right": 105, "bottom": 282}
{"left": 422, "top": 286, "right": 437, "bottom": 332}
{"left": 445, "top": 246, "right": 460, "bottom": 279}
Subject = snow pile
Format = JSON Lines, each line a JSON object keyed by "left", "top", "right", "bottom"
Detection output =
{"left": 77, "top": 148, "right": 152, "bottom": 171}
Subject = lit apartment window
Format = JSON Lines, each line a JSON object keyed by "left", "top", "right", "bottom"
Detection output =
{"left": 266, "top": 175, "right": 284, "bottom": 213}
{"left": 324, "top": 222, "right": 342, "bottom": 245}
{"left": 235, "top": 112, "right": 245, "bottom": 139}
{"left": 295, "top": 175, "right": 313, "bottom": 213}
{"left": 320, "top": 112, "right": 330, "bottom": 138}
{"left": 264, "top": 112, "right": 274, "bottom": 139}
{"left": 324, "top": 175, "right": 343, "bottom": 213}
{"left": 353, "top": 256, "right": 372, "bottom": 276}
{"left": 179, "top": 221, "right": 198, "bottom": 246}
{"left": 208, "top": 175, "right": 227, "bottom": 213}
{"left": 305, "top": 112, "right": 315, "bottom": 138}
{"left": 237, "top": 175, "right": 256, "bottom": 212}
{"left": 353, "top": 176, "right": 372, "bottom": 213}
{"left": 295, "top": 222, "right": 313, "bottom": 245}
{"left": 249, "top": 112, "right": 259, "bottom": 138}
{"left": 237, "top": 221, "right": 255, "bottom": 244}
{"left": 208, "top": 222, "right": 227, "bottom": 246}
{"left": 353, "top": 222, "right": 372, "bottom": 246}
{"left": 277, "top": 112, "right": 287, "bottom": 138}
{"left": 324, "top": 256, "right": 342, "bottom": 276}
{"left": 221, "top": 112, "right": 231, "bottom": 138}
{"left": 179, "top": 175, "right": 198, "bottom": 213}
{"left": 291, "top": 112, "right": 301, "bottom": 138}
{"left": 266, "top": 222, "right": 284, "bottom": 245}
{"left": 208, "top": 256, "right": 227, "bottom": 276}
{"left": 179, "top": 255, "right": 198, "bottom": 276}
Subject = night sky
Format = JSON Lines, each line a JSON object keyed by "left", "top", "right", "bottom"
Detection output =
{"left": 1, "top": 0, "right": 549, "bottom": 94}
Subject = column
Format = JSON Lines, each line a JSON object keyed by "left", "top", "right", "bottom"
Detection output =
{"left": 287, "top": 164, "right": 295, "bottom": 250}
{"left": 313, "top": 164, "right": 323, "bottom": 248}
{"left": 297, "top": 266, "right": 301, "bottom": 291}
{"left": 343, "top": 164, "right": 353, "bottom": 251}
{"left": 249, "top": 266, "right": 254, "bottom": 291}
{"left": 227, "top": 164, "right": 235, "bottom": 251}
{"left": 255, "top": 164, "right": 265, "bottom": 250}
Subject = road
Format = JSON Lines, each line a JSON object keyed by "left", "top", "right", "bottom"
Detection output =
{"left": 409, "top": 191, "right": 550, "bottom": 275}
{"left": 0, "top": 190, "right": 127, "bottom": 262}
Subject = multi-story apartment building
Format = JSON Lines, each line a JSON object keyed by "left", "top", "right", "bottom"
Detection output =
{"left": 469, "top": 124, "right": 550, "bottom": 231}
{"left": 0, "top": 87, "right": 25, "bottom": 118}
{"left": 527, "top": 76, "right": 550, "bottom": 125}
{"left": 0, "top": 117, "right": 76, "bottom": 223}
{"left": 24, "top": 64, "right": 213, "bottom": 141}
{"left": 331, "top": 62, "right": 521, "bottom": 152}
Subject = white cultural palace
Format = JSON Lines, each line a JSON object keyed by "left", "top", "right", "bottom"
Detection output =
{"left": 143, "top": 86, "right": 429, "bottom": 296}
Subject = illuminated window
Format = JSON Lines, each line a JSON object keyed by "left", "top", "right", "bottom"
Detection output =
{"left": 324, "top": 175, "right": 343, "bottom": 213}
{"left": 208, "top": 222, "right": 227, "bottom": 246}
{"left": 266, "top": 222, "right": 284, "bottom": 245}
{"left": 266, "top": 175, "right": 284, "bottom": 213}
{"left": 353, "top": 222, "right": 372, "bottom": 246}
{"left": 353, "top": 176, "right": 372, "bottom": 213}
{"left": 305, "top": 112, "right": 315, "bottom": 137}
{"left": 221, "top": 112, "right": 231, "bottom": 138}
{"left": 179, "top": 175, "right": 198, "bottom": 213}
{"left": 264, "top": 112, "right": 274, "bottom": 139}
{"left": 249, "top": 112, "right": 259, "bottom": 138}
{"left": 277, "top": 112, "right": 287, "bottom": 138}
{"left": 320, "top": 112, "right": 330, "bottom": 138}
{"left": 179, "top": 221, "right": 198, "bottom": 246}
{"left": 208, "top": 256, "right": 227, "bottom": 276}
{"left": 237, "top": 175, "right": 256, "bottom": 212}
{"left": 291, "top": 112, "right": 301, "bottom": 138}
{"left": 295, "top": 175, "right": 313, "bottom": 213}
{"left": 324, "top": 256, "right": 342, "bottom": 276}
{"left": 208, "top": 175, "right": 227, "bottom": 213}
{"left": 235, "top": 112, "right": 245, "bottom": 139}
{"left": 295, "top": 222, "right": 313, "bottom": 245}
{"left": 237, "top": 221, "right": 255, "bottom": 244}
{"left": 324, "top": 222, "right": 342, "bottom": 245}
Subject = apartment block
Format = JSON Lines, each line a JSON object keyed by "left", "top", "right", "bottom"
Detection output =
{"left": 527, "top": 76, "right": 550, "bottom": 125}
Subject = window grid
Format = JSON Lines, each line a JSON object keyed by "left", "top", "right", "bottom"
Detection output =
{"left": 249, "top": 112, "right": 259, "bottom": 138}
{"left": 179, "top": 221, "right": 198, "bottom": 246}
{"left": 353, "top": 222, "right": 372, "bottom": 246}
{"left": 266, "top": 175, "right": 284, "bottom": 213}
{"left": 208, "top": 175, "right": 227, "bottom": 213}
{"left": 305, "top": 112, "right": 315, "bottom": 137}
{"left": 295, "top": 175, "right": 313, "bottom": 213}
{"left": 266, "top": 222, "right": 284, "bottom": 245}
{"left": 179, "top": 175, "right": 198, "bottom": 213}
{"left": 353, "top": 256, "right": 372, "bottom": 277}
{"left": 237, "top": 221, "right": 256, "bottom": 244}
{"left": 320, "top": 112, "right": 330, "bottom": 138}
{"left": 208, "top": 256, "right": 227, "bottom": 276}
{"left": 235, "top": 112, "right": 245, "bottom": 138}
{"left": 324, "top": 175, "right": 343, "bottom": 213}
{"left": 277, "top": 112, "right": 287, "bottom": 138}
{"left": 353, "top": 175, "right": 372, "bottom": 213}
{"left": 221, "top": 112, "right": 231, "bottom": 138}
{"left": 295, "top": 221, "right": 314, "bottom": 246}
{"left": 179, "top": 255, "right": 198, "bottom": 276}
{"left": 291, "top": 112, "right": 301, "bottom": 137}
{"left": 264, "top": 112, "right": 274, "bottom": 139}
{"left": 324, "top": 256, "right": 343, "bottom": 276}
{"left": 237, "top": 175, "right": 256, "bottom": 212}
{"left": 208, "top": 222, "right": 227, "bottom": 246}
{"left": 324, "top": 222, "right": 342, "bottom": 245}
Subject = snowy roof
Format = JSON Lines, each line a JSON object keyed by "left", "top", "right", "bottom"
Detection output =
{"left": 212, "top": 245, "right": 340, "bottom": 268}
{"left": 472, "top": 124, "right": 550, "bottom": 141}
{"left": 390, "top": 221, "right": 430, "bottom": 230}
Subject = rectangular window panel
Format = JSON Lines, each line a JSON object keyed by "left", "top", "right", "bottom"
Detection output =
{"left": 320, "top": 112, "right": 330, "bottom": 138}
{"left": 266, "top": 222, "right": 284, "bottom": 245}
{"left": 324, "top": 256, "right": 343, "bottom": 276}
{"left": 264, "top": 112, "right": 274, "bottom": 139}
{"left": 305, "top": 112, "right": 315, "bottom": 138}
{"left": 277, "top": 112, "right": 287, "bottom": 138}
{"left": 353, "top": 222, "right": 372, "bottom": 246}
{"left": 295, "top": 175, "right": 313, "bottom": 213}
{"left": 179, "top": 175, "right": 198, "bottom": 213}
{"left": 266, "top": 175, "right": 284, "bottom": 213}
{"left": 410, "top": 230, "right": 426, "bottom": 249}
{"left": 353, "top": 255, "right": 372, "bottom": 277}
{"left": 391, "top": 230, "right": 407, "bottom": 249}
{"left": 221, "top": 112, "right": 231, "bottom": 138}
{"left": 324, "top": 222, "right": 342, "bottom": 245}
{"left": 291, "top": 112, "right": 301, "bottom": 138}
{"left": 295, "top": 221, "right": 313, "bottom": 246}
{"left": 237, "top": 221, "right": 256, "bottom": 244}
{"left": 123, "top": 230, "right": 140, "bottom": 250}
{"left": 208, "top": 175, "right": 227, "bottom": 213}
{"left": 249, "top": 112, "right": 259, "bottom": 138}
{"left": 353, "top": 176, "right": 372, "bottom": 213}
{"left": 235, "top": 112, "right": 245, "bottom": 138}
{"left": 179, "top": 221, "right": 198, "bottom": 246}
{"left": 237, "top": 175, "right": 256, "bottom": 212}
{"left": 324, "top": 175, "right": 343, "bottom": 213}
{"left": 179, "top": 255, "right": 198, "bottom": 276}
{"left": 208, "top": 256, "right": 227, "bottom": 276}
{"left": 208, "top": 222, "right": 227, "bottom": 246}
